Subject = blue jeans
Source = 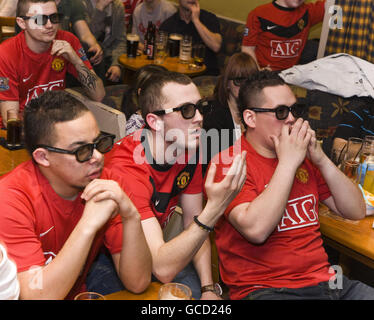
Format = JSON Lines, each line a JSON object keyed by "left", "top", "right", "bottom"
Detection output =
{"left": 86, "top": 252, "right": 125, "bottom": 296}
{"left": 244, "top": 276, "right": 374, "bottom": 300}
{"left": 86, "top": 252, "right": 201, "bottom": 299}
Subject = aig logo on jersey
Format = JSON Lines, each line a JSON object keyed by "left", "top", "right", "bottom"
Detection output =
{"left": 277, "top": 194, "right": 318, "bottom": 232}
{"left": 270, "top": 39, "right": 302, "bottom": 58}
{"left": 177, "top": 171, "right": 190, "bottom": 189}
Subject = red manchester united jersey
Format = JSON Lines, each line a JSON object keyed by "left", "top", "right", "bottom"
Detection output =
{"left": 242, "top": 0, "right": 325, "bottom": 70}
{"left": 105, "top": 129, "right": 203, "bottom": 228}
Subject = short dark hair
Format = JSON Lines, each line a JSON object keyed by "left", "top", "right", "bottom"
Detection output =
{"left": 238, "top": 70, "right": 286, "bottom": 123}
{"left": 121, "top": 64, "right": 167, "bottom": 119}
{"left": 139, "top": 71, "right": 192, "bottom": 124}
{"left": 24, "top": 90, "right": 89, "bottom": 155}
{"left": 17, "top": 0, "right": 55, "bottom": 17}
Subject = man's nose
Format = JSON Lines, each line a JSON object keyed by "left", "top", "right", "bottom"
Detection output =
{"left": 89, "top": 148, "right": 103, "bottom": 164}
{"left": 193, "top": 109, "right": 203, "bottom": 123}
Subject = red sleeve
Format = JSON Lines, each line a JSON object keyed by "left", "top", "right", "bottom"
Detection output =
{"left": 0, "top": 189, "right": 46, "bottom": 272}
{"left": 242, "top": 9, "right": 260, "bottom": 47}
{"left": 102, "top": 167, "right": 155, "bottom": 221}
{"left": 0, "top": 40, "right": 19, "bottom": 102}
{"left": 307, "top": 0, "right": 325, "bottom": 26}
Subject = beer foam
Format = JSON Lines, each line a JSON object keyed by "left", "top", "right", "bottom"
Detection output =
{"left": 127, "top": 34, "right": 139, "bottom": 41}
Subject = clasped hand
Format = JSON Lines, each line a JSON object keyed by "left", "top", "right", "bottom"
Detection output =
{"left": 81, "top": 179, "right": 138, "bottom": 223}
{"left": 270, "top": 118, "right": 325, "bottom": 168}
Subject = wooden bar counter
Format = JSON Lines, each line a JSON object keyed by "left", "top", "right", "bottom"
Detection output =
{"left": 319, "top": 203, "right": 374, "bottom": 269}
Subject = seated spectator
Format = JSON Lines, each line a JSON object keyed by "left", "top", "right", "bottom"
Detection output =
{"left": 56, "top": 0, "right": 103, "bottom": 67}
{"left": 0, "top": 0, "right": 17, "bottom": 16}
{"left": 0, "top": 90, "right": 151, "bottom": 299}
{"left": 0, "top": 0, "right": 105, "bottom": 127}
{"left": 132, "top": 0, "right": 176, "bottom": 51}
{"left": 241, "top": 0, "right": 325, "bottom": 71}
{"left": 121, "top": 64, "right": 167, "bottom": 135}
{"left": 105, "top": 71, "right": 246, "bottom": 299}
{"left": 332, "top": 101, "right": 374, "bottom": 154}
{"left": 210, "top": 70, "right": 374, "bottom": 300}
{"left": 160, "top": 0, "right": 222, "bottom": 75}
{"left": 0, "top": 242, "right": 20, "bottom": 300}
{"left": 82, "top": 0, "right": 127, "bottom": 84}
{"left": 203, "top": 52, "right": 258, "bottom": 168}
{"left": 122, "top": 0, "right": 143, "bottom": 32}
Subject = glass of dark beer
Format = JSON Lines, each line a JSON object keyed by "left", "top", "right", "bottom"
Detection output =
{"left": 126, "top": 33, "right": 139, "bottom": 58}
{"left": 168, "top": 33, "right": 182, "bottom": 57}
{"left": 6, "top": 109, "right": 22, "bottom": 148}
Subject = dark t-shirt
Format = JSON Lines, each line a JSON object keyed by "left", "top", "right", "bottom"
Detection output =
{"left": 160, "top": 9, "right": 221, "bottom": 75}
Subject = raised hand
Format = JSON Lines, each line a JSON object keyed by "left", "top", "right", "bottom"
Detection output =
{"left": 204, "top": 151, "right": 247, "bottom": 211}
{"left": 270, "top": 118, "right": 311, "bottom": 169}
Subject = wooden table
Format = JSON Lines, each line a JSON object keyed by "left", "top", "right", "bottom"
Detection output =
{"left": 0, "top": 130, "right": 30, "bottom": 176}
{"left": 319, "top": 203, "right": 374, "bottom": 271}
{"left": 119, "top": 54, "right": 206, "bottom": 83}
{"left": 105, "top": 282, "right": 162, "bottom": 300}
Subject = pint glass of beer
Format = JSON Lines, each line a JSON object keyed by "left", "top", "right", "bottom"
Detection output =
{"left": 126, "top": 33, "right": 139, "bottom": 58}
{"left": 6, "top": 109, "right": 22, "bottom": 148}
{"left": 168, "top": 33, "right": 182, "bottom": 57}
{"left": 158, "top": 283, "right": 192, "bottom": 300}
{"left": 179, "top": 35, "right": 192, "bottom": 64}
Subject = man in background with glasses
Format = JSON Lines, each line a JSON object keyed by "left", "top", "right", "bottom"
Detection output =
{"left": 105, "top": 71, "right": 247, "bottom": 299}
{"left": 0, "top": 90, "right": 152, "bottom": 299}
{"left": 210, "top": 70, "right": 374, "bottom": 300}
{"left": 0, "top": 0, "right": 105, "bottom": 127}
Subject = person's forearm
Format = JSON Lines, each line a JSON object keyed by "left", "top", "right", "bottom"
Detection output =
{"left": 318, "top": 155, "right": 365, "bottom": 220}
{"left": 192, "top": 238, "right": 213, "bottom": 287}
{"left": 150, "top": 201, "right": 224, "bottom": 283}
{"left": 231, "top": 162, "right": 297, "bottom": 244}
{"left": 74, "top": 61, "right": 105, "bottom": 101}
{"left": 192, "top": 19, "right": 222, "bottom": 53}
{"left": 118, "top": 213, "right": 152, "bottom": 293}
{"left": 18, "top": 221, "right": 97, "bottom": 299}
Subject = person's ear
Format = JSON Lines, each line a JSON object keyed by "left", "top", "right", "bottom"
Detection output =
{"left": 242, "top": 109, "right": 256, "bottom": 128}
{"left": 16, "top": 17, "right": 27, "bottom": 31}
{"left": 146, "top": 113, "right": 164, "bottom": 131}
{"left": 32, "top": 148, "right": 51, "bottom": 167}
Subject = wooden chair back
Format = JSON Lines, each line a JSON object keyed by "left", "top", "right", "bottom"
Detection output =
{"left": 0, "top": 16, "right": 16, "bottom": 42}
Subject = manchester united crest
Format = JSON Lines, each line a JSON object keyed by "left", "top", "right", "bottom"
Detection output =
{"left": 177, "top": 171, "right": 190, "bottom": 189}
{"left": 296, "top": 167, "right": 309, "bottom": 184}
{"left": 51, "top": 58, "right": 65, "bottom": 72}
{"left": 297, "top": 19, "right": 305, "bottom": 31}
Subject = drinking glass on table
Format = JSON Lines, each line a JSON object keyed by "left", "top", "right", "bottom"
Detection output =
{"left": 74, "top": 291, "right": 106, "bottom": 300}
{"left": 155, "top": 31, "right": 168, "bottom": 64}
{"left": 192, "top": 44, "right": 205, "bottom": 67}
{"left": 179, "top": 35, "right": 192, "bottom": 64}
{"left": 168, "top": 33, "right": 182, "bottom": 57}
{"left": 158, "top": 283, "right": 192, "bottom": 300}
{"left": 126, "top": 33, "right": 139, "bottom": 58}
{"left": 358, "top": 135, "right": 374, "bottom": 184}
{"left": 341, "top": 137, "right": 362, "bottom": 183}
{"left": 6, "top": 109, "right": 22, "bottom": 148}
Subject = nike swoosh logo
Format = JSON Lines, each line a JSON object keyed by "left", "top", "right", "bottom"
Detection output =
{"left": 40, "top": 226, "right": 54, "bottom": 237}
{"left": 23, "top": 74, "right": 33, "bottom": 82}
{"left": 267, "top": 25, "right": 277, "bottom": 30}
{"left": 155, "top": 199, "right": 160, "bottom": 207}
